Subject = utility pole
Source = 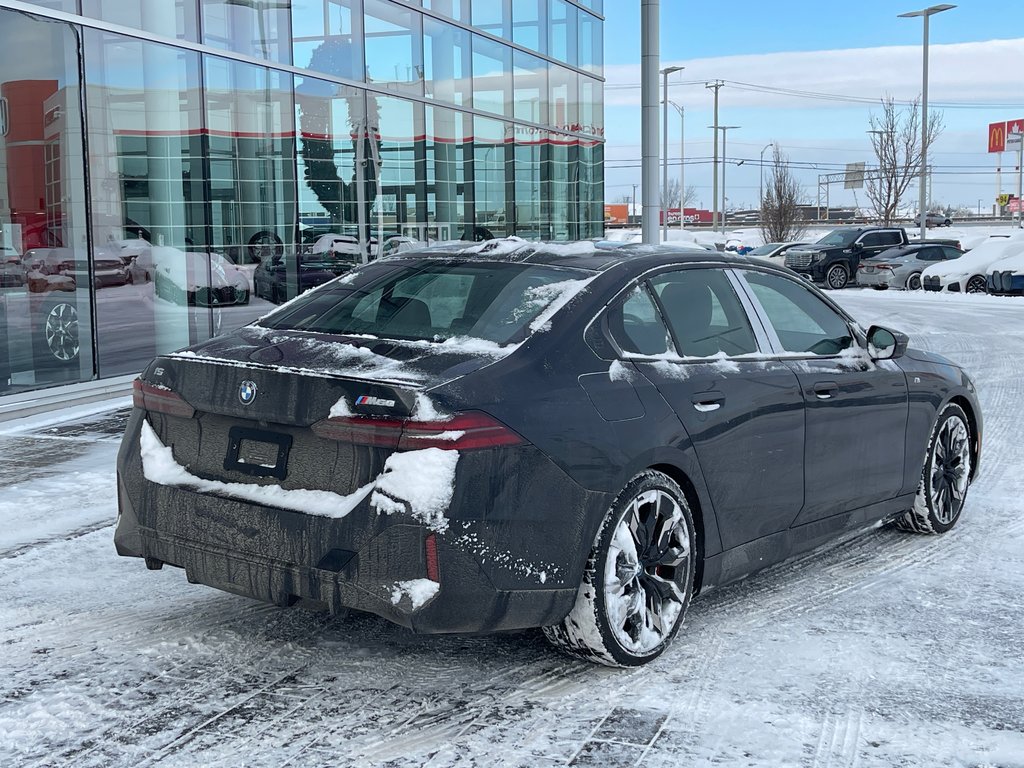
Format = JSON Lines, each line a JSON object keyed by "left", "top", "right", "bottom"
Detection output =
{"left": 632, "top": 183, "right": 638, "bottom": 224}
{"left": 705, "top": 81, "right": 724, "bottom": 231}
{"left": 669, "top": 101, "right": 685, "bottom": 231}
{"left": 641, "top": 0, "right": 660, "bottom": 244}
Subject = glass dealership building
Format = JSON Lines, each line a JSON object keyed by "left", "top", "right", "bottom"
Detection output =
{"left": 0, "top": 0, "right": 604, "bottom": 398}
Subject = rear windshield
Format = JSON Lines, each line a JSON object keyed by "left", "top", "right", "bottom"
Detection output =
{"left": 748, "top": 243, "right": 783, "bottom": 256}
{"left": 259, "top": 260, "right": 593, "bottom": 344}
{"left": 816, "top": 230, "right": 860, "bottom": 247}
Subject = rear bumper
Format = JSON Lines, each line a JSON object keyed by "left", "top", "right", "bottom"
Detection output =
{"left": 855, "top": 270, "right": 895, "bottom": 288}
{"left": 115, "top": 412, "right": 604, "bottom": 633}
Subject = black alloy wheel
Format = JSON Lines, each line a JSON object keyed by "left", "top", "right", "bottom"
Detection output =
{"left": 966, "top": 275, "right": 987, "bottom": 294}
{"left": 896, "top": 403, "right": 972, "bottom": 534}
{"left": 543, "top": 471, "right": 695, "bottom": 667}
{"left": 825, "top": 263, "right": 849, "bottom": 290}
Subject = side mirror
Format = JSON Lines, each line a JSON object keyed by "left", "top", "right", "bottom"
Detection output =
{"left": 851, "top": 242, "right": 864, "bottom": 253}
{"left": 867, "top": 325, "right": 909, "bottom": 360}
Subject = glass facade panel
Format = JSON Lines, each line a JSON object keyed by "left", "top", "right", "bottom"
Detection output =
{"left": 472, "top": 34, "right": 512, "bottom": 118}
{"left": 578, "top": 7, "right": 602, "bottom": 76}
{"left": 290, "top": 0, "right": 363, "bottom": 81}
{"left": 511, "top": 0, "right": 544, "bottom": 54}
{"left": 0, "top": 0, "right": 604, "bottom": 398}
{"left": 22, "top": 1, "right": 78, "bottom": 11}
{"left": 514, "top": 126, "right": 542, "bottom": 239}
{"left": 293, "top": 74, "right": 367, "bottom": 298}
{"left": 364, "top": 0, "right": 423, "bottom": 97}
{"left": 0, "top": 8, "right": 92, "bottom": 392}
{"left": 84, "top": 30, "right": 212, "bottom": 376}
{"left": 549, "top": 64, "right": 578, "bottom": 132}
{"left": 471, "top": 0, "right": 510, "bottom": 39}
{"left": 473, "top": 116, "right": 511, "bottom": 238}
{"left": 202, "top": 0, "right": 293, "bottom": 64}
{"left": 81, "top": 0, "right": 199, "bottom": 41}
{"left": 548, "top": 0, "right": 577, "bottom": 66}
{"left": 422, "top": 0, "right": 470, "bottom": 25}
{"left": 423, "top": 16, "right": 472, "bottom": 108}
{"left": 579, "top": 75, "right": 602, "bottom": 137}
{"left": 372, "top": 96, "right": 425, "bottom": 248}
{"left": 513, "top": 50, "right": 547, "bottom": 125}
{"left": 578, "top": 138, "right": 603, "bottom": 238}
{"left": 204, "top": 55, "right": 296, "bottom": 252}
{"left": 545, "top": 131, "right": 577, "bottom": 240}
{"left": 425, "top": 105, "right": 470, "bottom": 241}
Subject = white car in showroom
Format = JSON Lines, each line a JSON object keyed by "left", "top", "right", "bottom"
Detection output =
{"left": 922, "top": 234, "right": 1024, "bottom": 293}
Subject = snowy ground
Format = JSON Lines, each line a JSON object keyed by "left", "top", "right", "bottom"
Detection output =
{"left": 1, "top": 291, "right": 1023, "bottom": 767}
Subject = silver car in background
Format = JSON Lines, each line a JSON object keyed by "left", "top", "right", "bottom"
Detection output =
{"left": 745, "top": 241, "right": 810, "bottom": 266}
{"left": 857, "top": 242, "right": 964, "bottom": 291}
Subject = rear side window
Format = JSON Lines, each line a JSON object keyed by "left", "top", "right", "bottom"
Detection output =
{"left": 261, "top": 261, "right": 593, "bottom": 344}
{"left": 743, "top": 271, "right": 853, "bottom": 356}
{"left": 917, "top": 247, "right": 945, "bottom": 262}
{"left": 650, "top": 269, "right": 758, "bottom": 357}
{"left": 607, "top": 286, "right": 671, "bottom": 356}
{"left": 941, "top": 247, "right": 963, "bottom": 260}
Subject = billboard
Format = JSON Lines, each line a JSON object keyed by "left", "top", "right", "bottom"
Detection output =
{"left": 989, "top": 121, "right": 1006, "bottom": 153}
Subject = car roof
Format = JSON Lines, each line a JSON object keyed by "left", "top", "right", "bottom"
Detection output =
{"left": 383, "top": 240, "right": 766, "bottom": 274}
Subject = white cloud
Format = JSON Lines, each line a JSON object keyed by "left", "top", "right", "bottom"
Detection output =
{"left": 603, "top": 38, "right": 1024, "bottom": 109}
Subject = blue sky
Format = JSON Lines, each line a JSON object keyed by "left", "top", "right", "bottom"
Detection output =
{"left": 601, "top": 1, "right": 1024, "bottom": 212}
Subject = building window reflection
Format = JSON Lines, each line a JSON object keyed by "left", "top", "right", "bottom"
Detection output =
{"left": 202, "top": 0, "right": 293, "bottom": 64}
{"left": 0, "top": 9, "right": 92, "bottom": 393}
{"left": 1, "top": 0, "right": 605, "bottom": 399}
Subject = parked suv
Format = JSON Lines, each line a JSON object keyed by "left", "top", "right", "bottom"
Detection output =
{"left": 785, "top": 227, "right": 909, "bottom": 289}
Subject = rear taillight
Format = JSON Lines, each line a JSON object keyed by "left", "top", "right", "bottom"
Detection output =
{"left": 425, "top": 532, "right": 439, "bottom": 582}
{"left": 311, "top": 410, "right": 526, "bottom": 451}
{"left": 873, "top": 263, "right": 896, "bottom": 270}
{"left": 132, "top": 379, "right": 195, "bottom": 418}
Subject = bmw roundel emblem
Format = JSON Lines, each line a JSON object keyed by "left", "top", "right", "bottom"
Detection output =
{"left": 238, "top": 380, "right": 258, "bottom": 405}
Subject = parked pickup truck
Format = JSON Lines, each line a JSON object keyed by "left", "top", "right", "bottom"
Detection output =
{"left": 784, "top": 227, "right": 909, "bottom": 289}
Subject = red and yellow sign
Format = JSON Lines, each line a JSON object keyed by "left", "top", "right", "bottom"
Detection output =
{"left": 989, "top": 121, "right": 1006, "bottom": 153}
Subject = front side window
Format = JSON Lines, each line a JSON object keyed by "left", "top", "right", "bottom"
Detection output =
{"left": 261, "top": 260, "right": 593, "bottom": 344}
{"left": 917, "top": 247, "right": 945, "bottom": 262}
{"left": 817, "top": 229, "right": 859, "bottom": 247}
{"left": 743, "top": 271, "right": 853, "bottom": 356}
{"left": 650, "top": 269, "right": 758, "bottom": 357}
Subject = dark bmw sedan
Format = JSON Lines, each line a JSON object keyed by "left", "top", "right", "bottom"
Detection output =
{"left": 116, "top": 243, "right": 982, "bottom": 667}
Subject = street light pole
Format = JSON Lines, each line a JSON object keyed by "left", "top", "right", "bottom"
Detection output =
{"left": 899, "top": 4, "right": 955, "bottom": 241}
{"left": 669, "top": 101, "right": 685, "bottom": 231}
{"left": 706, "top": 80, "right": 724, "bottom": 231}
{"left": 712, "top": 125, "right": 740, "bottom": 231}
{"left": 661, "top": 66, "right": 684, "bottom": 241}
{"left": 759, "top": 143, "right": 772, "bottom": 217}
{"left": 640, "top": 0, "right": 660, "bottom": 244}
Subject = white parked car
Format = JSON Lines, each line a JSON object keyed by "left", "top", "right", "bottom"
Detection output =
{"left": 921, "top": 234, "right": 1024, "bottom": 293}
{"left": 985, "top": 250, "right": 1024, "bottom": 296}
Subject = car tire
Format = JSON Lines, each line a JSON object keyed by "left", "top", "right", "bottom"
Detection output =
{"left": 247, "top": 230, "right": 283, "bottom": 261}
{"left": 895, "top": 403, "right": 972, "bottom": 535}
{"left": 905, "top": 272, "right": 923, "bottom": 291}
{"left": 542, "top": 471, "right": 696, "bottom": 667}
{"left": 966, "top": 275, "right": 987, "bottom": 294}
{"left": 824, "top": 263, "right": 849, "bottom": 290}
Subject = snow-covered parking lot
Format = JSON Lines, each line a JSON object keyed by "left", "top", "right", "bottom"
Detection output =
{"left": 1, "top": 289, "right": 1023, "bottom": 768}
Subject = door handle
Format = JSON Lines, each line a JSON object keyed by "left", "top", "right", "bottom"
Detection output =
{"left": 813, "top": 381, "right": 839, "bottom": 399}
{"left": 691, "top": 392, "right": 725, "bottom": 412}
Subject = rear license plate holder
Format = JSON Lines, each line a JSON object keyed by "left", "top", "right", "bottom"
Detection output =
{"left": 224, "top": 427, "right": 292, "bottom": 480}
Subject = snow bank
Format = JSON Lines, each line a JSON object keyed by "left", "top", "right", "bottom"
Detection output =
{"left": 370, "top": 448, "right": 459, "bottom": 533}
{"left": 139, "top": 421, "right": 373, "bottom": 518}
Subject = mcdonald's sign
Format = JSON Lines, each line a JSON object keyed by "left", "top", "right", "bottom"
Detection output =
{"left": 989, "top": 121, "right": 1006, "bottom": 153}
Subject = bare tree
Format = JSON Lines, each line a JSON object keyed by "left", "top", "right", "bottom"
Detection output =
{"left": 865, "top": 96, "right": 943, "bottom": 225}
{"left": 615, "top": 194, "right": 633, "bottom": 204}
{"left": 759, "top": 143, "right": 807, "bottom": 243}
{"left": 660, "top": 179, "right": 698, "bottom": 209}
